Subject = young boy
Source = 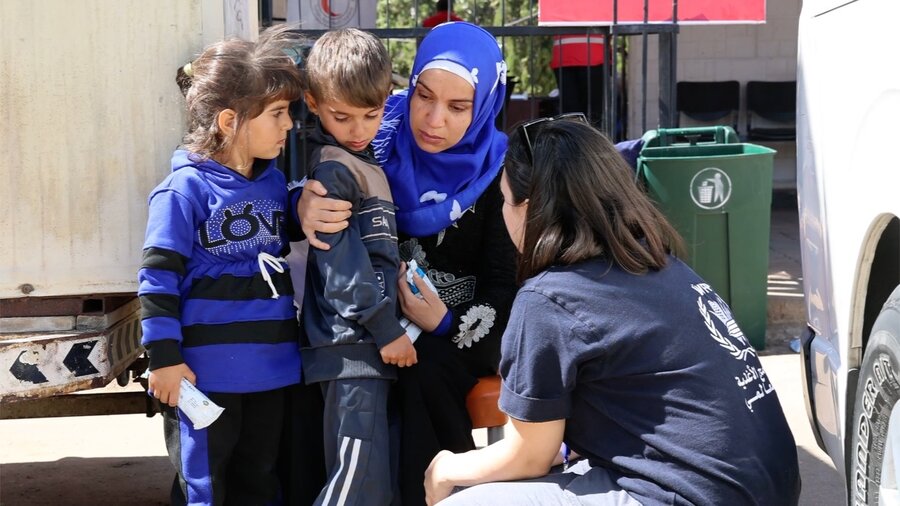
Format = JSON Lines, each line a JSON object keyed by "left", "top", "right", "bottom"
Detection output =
{"left": 299, "top": 28, "right": 415, "bottom": 505}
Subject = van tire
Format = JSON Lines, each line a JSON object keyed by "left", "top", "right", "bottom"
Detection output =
{"left": 848, "top": 286, "right": 900, "bottom": 505}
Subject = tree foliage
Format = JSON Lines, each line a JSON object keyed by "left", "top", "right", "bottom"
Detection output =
{"left": 376, "top": 0, "right": 556, "bottom": 96}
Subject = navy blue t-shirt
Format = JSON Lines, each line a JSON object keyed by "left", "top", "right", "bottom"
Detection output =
{"left": 499, "top": 256, "right": 800, "bottom": 506}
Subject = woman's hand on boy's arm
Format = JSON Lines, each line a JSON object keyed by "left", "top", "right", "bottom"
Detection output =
{"left": 380, "top": 334, "right": 418, "bottom": 367}
{"left": 148, "top": 363, "right": 196, "bottom": 407}
{"left": 398, "top": 263, "right": 448, "bottom": 332}
{"left": 297, "top": 179, "right": 352, "bottom": 251}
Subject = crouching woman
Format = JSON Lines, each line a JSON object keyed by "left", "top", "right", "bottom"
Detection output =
{"left": 424, "top": 118, "right": 801, "bottom": 506}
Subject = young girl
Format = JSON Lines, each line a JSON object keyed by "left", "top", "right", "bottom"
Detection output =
{"left": 138, "top": 26, "right": 305, "bottom": 505}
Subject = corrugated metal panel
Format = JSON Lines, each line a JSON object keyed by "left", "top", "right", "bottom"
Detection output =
{"left": 1, "top": 1, "right": 209, "bottom": 298}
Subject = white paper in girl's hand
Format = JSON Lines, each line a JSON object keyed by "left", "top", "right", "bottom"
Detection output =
{"left": 179, "top": 378, "right": 225, "bottom": 429}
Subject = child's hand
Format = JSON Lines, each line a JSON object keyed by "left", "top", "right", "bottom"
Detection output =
{"left": 297, "top": 179, "right": 351, "bottom": 250}
{"left": 148, "top": 363, "right": 196, "bottom": 407}
{"left": 380, "top": 334, "right": 418, "bottom": 367}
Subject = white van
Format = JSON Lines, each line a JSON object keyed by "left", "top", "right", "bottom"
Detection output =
{"left": 798, "top": 0, "right": 900, "bottom": 503}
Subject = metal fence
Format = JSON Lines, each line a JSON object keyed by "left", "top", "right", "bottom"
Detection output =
{"left": 264, "top": 0, "right": 679, "bottom": 180}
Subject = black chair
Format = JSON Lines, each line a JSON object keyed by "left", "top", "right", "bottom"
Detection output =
{"left": 746, "top": 80, "right": 796, "bottom": 141}
{"left": 676, "top": 81, "right": 740, "bottom": 131}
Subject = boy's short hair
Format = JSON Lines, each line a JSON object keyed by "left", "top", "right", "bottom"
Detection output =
{"left": 306, "top": 28, "right": 392, "bottom": 108}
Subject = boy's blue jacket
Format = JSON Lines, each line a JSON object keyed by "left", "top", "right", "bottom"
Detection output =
{"left": 138, "top": 150, "right": 301, "bottom": 393}
{"left": 300, "top": 125, "right": 405, "bottom": 384}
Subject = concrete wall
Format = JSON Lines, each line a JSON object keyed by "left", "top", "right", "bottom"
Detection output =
{"left": 627, "top": 0, "right": 802, "bottom": 189}
{"left": 625, "top": 0, "right": 801, "bottom": 188}
{"left": 626, "top": 0, "right": 801, "bottom": 138}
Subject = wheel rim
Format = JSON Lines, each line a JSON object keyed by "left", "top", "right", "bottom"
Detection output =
{"left": 879, "top": 401, "right": 900, "bottom": 505}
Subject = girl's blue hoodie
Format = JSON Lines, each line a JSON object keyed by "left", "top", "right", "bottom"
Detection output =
{"left": 138, "top": 150, "right": 301, "bottom": 393}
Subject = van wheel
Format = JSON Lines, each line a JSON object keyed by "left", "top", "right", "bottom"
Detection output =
{"left": 849, "top": 287, "right": 900, "bottom": 505}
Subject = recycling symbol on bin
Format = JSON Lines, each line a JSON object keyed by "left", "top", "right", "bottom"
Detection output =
{"left": 690, "top": 167, "right": 732, "bottom": 210}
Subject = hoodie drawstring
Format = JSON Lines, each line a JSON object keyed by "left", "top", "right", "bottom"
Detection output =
{"left": 257, "top": 252, "right": 287, "bottom": 299}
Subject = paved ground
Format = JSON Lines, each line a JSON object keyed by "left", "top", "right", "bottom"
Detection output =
{"left": 763, "top": 190, "right": 809, "bottom": 354}
{"left": 0, "top": 191, "right": 846, "bottom": 505}
{"left": 758, "top": 191, "right": 845, "bottom": 505}
{"left": 0, "top": 403, "right": 170, "bottom": 505}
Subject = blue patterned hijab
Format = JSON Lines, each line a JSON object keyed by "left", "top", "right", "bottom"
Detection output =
{"left": 372, "top": 22, "right": 508, "bottom": 237}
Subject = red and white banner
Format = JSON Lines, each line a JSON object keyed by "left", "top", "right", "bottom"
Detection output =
{"left": 539, "top": 0, "right": 766, "bottom": 26}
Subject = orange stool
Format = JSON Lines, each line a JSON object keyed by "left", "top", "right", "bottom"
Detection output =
{"left": 466, "top": 376, "right": 507, "bottom": 444}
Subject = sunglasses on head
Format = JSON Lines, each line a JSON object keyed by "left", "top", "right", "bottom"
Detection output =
{"left": 520, "top": 112, "right": 589, "bottom": 161}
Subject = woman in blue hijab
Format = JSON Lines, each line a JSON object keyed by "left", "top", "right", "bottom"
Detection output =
{"left": 370, "top": 22, "right": 508, "bottom": 237}
{"left": 298, "top": 22, "right": 518, "bottom": 505}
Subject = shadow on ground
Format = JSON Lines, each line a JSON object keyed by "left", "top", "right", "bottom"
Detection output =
{"left": 0, "top": 456, "right": 171, "bottom": 506}
{"left": 796, "top": 446, "right": 845, "bottom": 506}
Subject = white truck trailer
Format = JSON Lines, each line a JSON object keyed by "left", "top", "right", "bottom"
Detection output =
{"left": 0, "top": 0, "right": 259, "bottom": 418}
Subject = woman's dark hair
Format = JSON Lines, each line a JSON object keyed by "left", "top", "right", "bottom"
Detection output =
{"left": 177, "top": 24, "right": 306, "bottom": 159}
{"left": 504, "top": 120, "right": 683, "bottom": 282}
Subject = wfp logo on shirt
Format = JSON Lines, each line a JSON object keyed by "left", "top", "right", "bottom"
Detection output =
{"left": 199, "top": 199, "right": 285, "bottom": 255}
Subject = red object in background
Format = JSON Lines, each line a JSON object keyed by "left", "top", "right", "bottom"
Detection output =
{"left": 550, "top": 35, "right": 605, "bottom": 68}
{"left": 422, "top": 10, "right": 464, "bottom": 28}
{"left": 539, "top": 0, "right": 765, "bottom": 25}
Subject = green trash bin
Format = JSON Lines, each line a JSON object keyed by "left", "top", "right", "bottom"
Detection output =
{"left": 637, "top": 126, "right": 775, "bottom": 349}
